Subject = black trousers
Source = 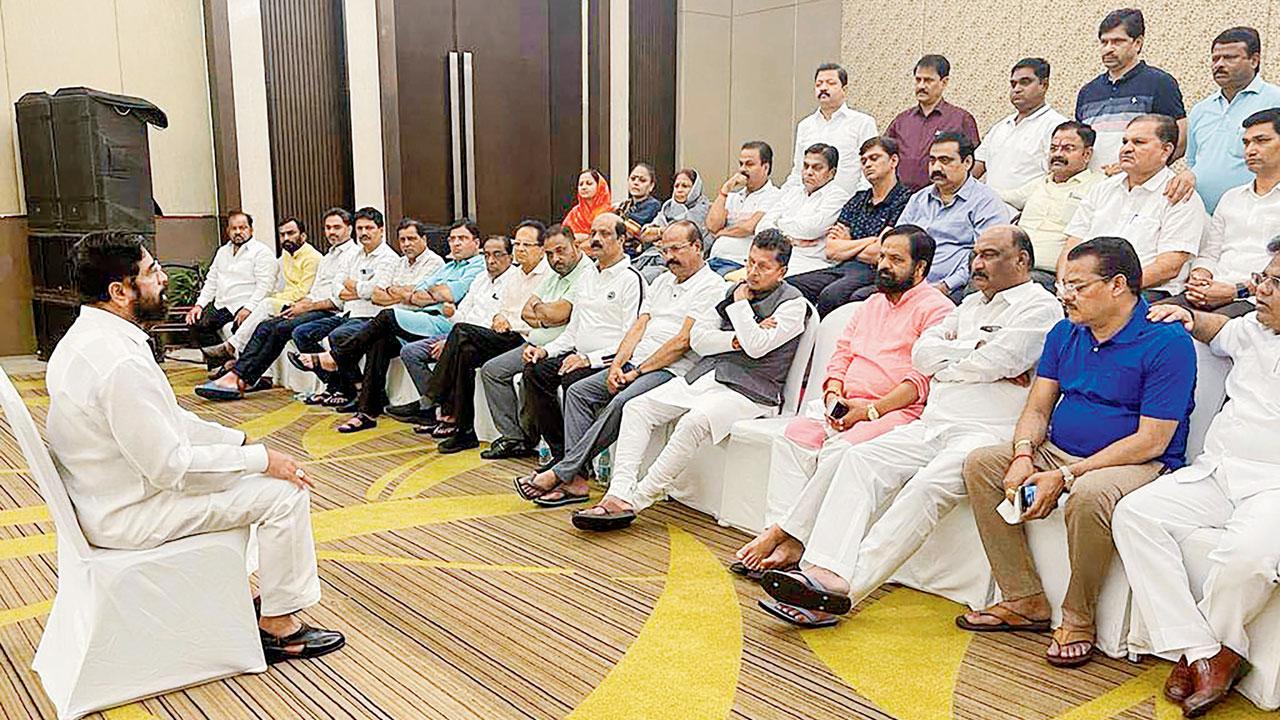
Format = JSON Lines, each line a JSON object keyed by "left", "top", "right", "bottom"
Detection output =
{"left": 787, "top": 260, "right": 878, "bottom": 317}
{"left": 189, "top": 303, "right": 236, "bottom": 354}
{"left": 523, "top": 353, "right": 599, "bottom": 457}
{"left": 426, "top": 322, "right": 524, "bottom": 433}
{"left": 331, "top": 309, "right": 426, "bottom": 415}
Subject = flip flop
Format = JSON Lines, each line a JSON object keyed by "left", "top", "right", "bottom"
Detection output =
{"left": 533, "top": 487, "right": 590, "bottom": 508}
{"left": 303, "top": 392, "right": 333, "bottom": 406}
{"left": 513, "top": 474, "right": 551, "bottom": 500}
{"left": 757, "top": 599, "right": 839, "bottom": 628}
{"left": 336, "top": 413, "right": 377, "bottom": 434}
{"left": 208, "top": 359, "right": 236, "bottom": 380}
{"left": 288, "top": 351, "right": 332, "bottom": 375}
{"left": 246, "top": 377, "right": 273, "bottom": 393}
{"left": 194, "top": 381, "right": 243, "bottom": 401}
{"left": 320, "top": 393, "right": 352, "bottom": 408}
{"left": 760, "top": 569, "right": 852, "bottom": 616}
{"left": 729, "top": 561, "right": 765, "bottom": 582}
{"left": 571, "top": 505, "right": 636, "bottom": 532}
{"left": 1046, "top": 626, "right": 1097, "bottom": 668}
{"left": 954, "top": 604, "right": 1052, "bottom": 633}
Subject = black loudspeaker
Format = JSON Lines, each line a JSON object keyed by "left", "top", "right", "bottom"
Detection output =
{"left": 31, "top": 292, "right": 79, "bottom": 361}
{"left": 27, "top": 233, "right": 79, "bottom": 293}
{"left": 15, "top": 87, "right": 167, "bottom": 234}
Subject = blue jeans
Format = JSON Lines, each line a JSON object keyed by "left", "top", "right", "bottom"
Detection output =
{"left": 292, "top": 315, "right": 363, "bottom": 393}
{"left": 708, "top": 257, "right": 743, "bottom": 276}
{"left": 234, "top": 310, "right": 334, "bottom": 385}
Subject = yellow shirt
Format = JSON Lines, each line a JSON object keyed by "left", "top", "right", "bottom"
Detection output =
{"left": 1005, "top": 168, "right": 1103, "bottom": 272}
{"left": 266, "top": 242, "right": 322, "bottom": 311}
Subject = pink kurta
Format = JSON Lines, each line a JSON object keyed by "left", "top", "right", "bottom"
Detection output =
{"left": 785, "top": 282, "right": 956, "bottom": 448}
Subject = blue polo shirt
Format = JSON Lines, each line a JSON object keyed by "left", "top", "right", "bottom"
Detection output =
{"left": 1186, "top": 75, "right": 1280, "bottom": 213}
{"left": 1037, "top": 298, "right": 1196, "bottom": 469}
{"left": 1075, "top": 61, "right": 1186, "bottom": 168}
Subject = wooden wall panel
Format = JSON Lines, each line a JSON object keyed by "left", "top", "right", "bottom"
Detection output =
{"left": 260, "top": 0, "right": 355, "bottom": 240}
{"left": 628, "top": 0, "right": 677, "bottom": 194}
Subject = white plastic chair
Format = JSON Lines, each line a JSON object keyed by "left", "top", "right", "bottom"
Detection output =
{"left": 0, "top": 369, "right": 266, "bottom": 720}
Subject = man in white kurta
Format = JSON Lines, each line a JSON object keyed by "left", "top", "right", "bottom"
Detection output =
{"left": 47, "top": 234, "right": 343, "bottom": 663}
{"left": 571, "top": 230, "right": 810, "bottom": 531}
{"left": 1114, "top": 253, "right": 1280, "bottom": 714}
{"left": 758, "top": 226, "right": 1063, "bottom": 627}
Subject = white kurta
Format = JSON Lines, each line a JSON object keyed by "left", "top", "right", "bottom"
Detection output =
{"left": 1114, "top": 314, "right": 1280, "bottom": 662}
{"left": 45, "top": 306, "right": 321, "bottom": 616}
{"left": 195, "top": 239, "right": 278, "bottom": 312}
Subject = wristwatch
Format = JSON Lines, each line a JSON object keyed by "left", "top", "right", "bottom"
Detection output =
{"left": 1059, "top": 464, "right": 1076, "bottom": 491}
{"left": 866, "top": 403, "right": 881, "bottom": 422}
{"left": 1236, "top": 283, "right": 1251, "bottom": 299}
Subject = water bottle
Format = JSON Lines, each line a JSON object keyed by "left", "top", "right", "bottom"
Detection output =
{"left": 594, "top": 448, "right": 613, "bottom": 488}
{"left": 536, "top": 439, "right": 552, "bottom": 467}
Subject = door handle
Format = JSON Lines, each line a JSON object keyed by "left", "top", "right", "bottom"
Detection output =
{"left": 462, "top": 51, "right": 477, "bottom": 221}
{"left": 448, "top": 51, "right": 464, "bottom": 220}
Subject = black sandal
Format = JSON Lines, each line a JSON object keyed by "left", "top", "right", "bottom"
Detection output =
{"left": 259, "top": 622, "right": 346, "bottom": 664}
{"left": 320, "top": 392, "right": 352, "bottom": 408}
{"left": 303, "top": 391, "right": 333, "bottom": 406}
{"left": 336, "top": 413, "right": 377, "bottom": 434}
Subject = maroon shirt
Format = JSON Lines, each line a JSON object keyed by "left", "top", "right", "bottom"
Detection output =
{"left": 884, "top": 99, "right": 981, "bottom": 191}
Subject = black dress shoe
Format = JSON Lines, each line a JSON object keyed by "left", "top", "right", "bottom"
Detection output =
{"left": 260, "top": 622, "right": 346, "bottom": 664}
{"left": 480, "top": 438, "right": 534, "bottom": 460}
{"left": 438, "top": 431, "right": 479, "bottom": 454}
{"left": 385, "top": 402, "right": 430, "bottom": 424}
{"left": 334, "top": 400, "right": 358, "bottom": 413}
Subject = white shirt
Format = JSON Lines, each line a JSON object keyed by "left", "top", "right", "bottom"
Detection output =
{"left": 498, "top": 258, "right": 553, "bottom": 336}
{"left": 630, "top": 264, "right": 728, "bottom": 375}
{"left": 385, "top": 252, "right": 445, "bottom": 310}
{"left": 306, "top": 239, "right": 363, "bottom": 307}
{"left": 1194, "top": 181, "right": 1280, "bottom": 286}
{"left": 343, "top": 241, "right": 401, "bottom": 318}
{"left": 757, "top": 180, "right": 852, "bottom": 276}
{"left": 975, "top": 104, "right": 1068, "bottom": 196}
{"left": 783, "top": 104, "right": 878, "bottom": 195}
{"left": 710, "top": 183, "right": 783, "bottom": 264}
{"left": 911, "top": 281, "right": 1064, "bottom": 435}
{"left": 44, "top": 307, "right": 269, "bottom": 548}
{"left": 1064, "top": 166, "right": 1207, "bottom": 295}
{"left": 454, "top": 265, "right": 515, "bottom": 326}
{"left": 543, "top": 256, "right": 646, "bottom": 366}
{"left": 195, "top": 239, "right": 277, "bottom": 312}
{"left": 1177, "top": 314, "right": 1280, "bottom": 499}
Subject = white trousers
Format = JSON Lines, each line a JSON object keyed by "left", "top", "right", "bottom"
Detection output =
{"left": 767, "top": 435, "right": 851, "bottom": 541}
{"left": 1114, "top": 471, "right": 1280, "bottom": 662}
{"left": 799, "top": 421, "right": 995, "bottom": 600}
{"left": 611, "top": 392, "right": 718, "bottom": 512}
{"left": 88, "top": 474, "right": 322, "bottom": 618}
{"left": 227, "top": 300, "right": 281, "bottom": 352}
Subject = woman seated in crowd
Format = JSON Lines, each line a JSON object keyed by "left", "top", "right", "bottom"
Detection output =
{"left": 635, "top": 168, "right": 711, "bottom": 277}
{"left": 562, "top": 169, "right": 612, "bottom": 242}
{"left": 615, "top": 163, "right": 662, "bottom": 249}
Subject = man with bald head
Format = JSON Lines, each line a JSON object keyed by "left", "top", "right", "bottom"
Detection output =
{"left": 519, "top": 213, "right": 647, "bottom": 471}
{"left": 515, "top": 220, "right": 726, "bottom": 505}
{"left": 758, "top": 225, "right": 1063, "bottom": 628}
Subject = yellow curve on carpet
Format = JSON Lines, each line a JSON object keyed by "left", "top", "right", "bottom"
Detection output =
{"left": 803, "top": 587, "right": 971, "bottom": 720}
{"left": 1052, "top": 664, "right": 1271, "bottom": 720}
{"left": 566, "top": 524, "right": 742, "bottom": 720}
{"left": 0, "top": 505, "right": 51, "bottom": 527}
{"left": 102, "top": 704, "right": 157, "bottom": 719}
{"left": 0, "top": 599, "right": 51, "bottom": 628}
{"left": 363, "top": 453, "right": 434, "bottom": 501}
{"left": 301, "top": 414, "right": 411, "bottom": 457}
{"left": 235, "top": 402, "right": 310, "bottom": 441}
{"left": 317, "top": 550, "right": 574, "bottom": 575}
{"left": 311, "top": 494, "right": 542, "bottom": 544}
{"left": 0, "top": 533, "right": 55, "bottom": 560}
{"left": 388, "top": 450, "right": 488, "bottom": 500}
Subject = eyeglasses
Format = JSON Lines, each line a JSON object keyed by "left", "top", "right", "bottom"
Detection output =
{"left": 1252, "top": 272, "right": 1280, "bottom": 293}
{"left": 656, "top": 241, "right": 694, "bottom": 256}
{"left": 1055, "top": 276, "right": 1108, "bottom": 297}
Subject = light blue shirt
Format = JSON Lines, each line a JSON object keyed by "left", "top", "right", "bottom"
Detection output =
{"left": 392, "top": 254, "right": 486, "bottom": 337}
{"left": 897, "top": 176, "right": 1012, "bottom": 291}
{"left": 1187, "top": 74, "right": 1280, "bottom": 213}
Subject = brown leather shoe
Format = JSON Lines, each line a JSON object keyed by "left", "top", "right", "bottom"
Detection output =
{"left": 1182, "top": 647, "right": 1249, "bottom": 718}
{"left": 1164, "top": 656, "right": 1193, "bottom": 703}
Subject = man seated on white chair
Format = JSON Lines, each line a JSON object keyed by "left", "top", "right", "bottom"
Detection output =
{"left": 732, "top": 225, "right": 957, "bottom": 581}
{"left": 46, "top": 232, "right": 344, "bottom": 664}
{"left": 1114, "top": 243, "right": 1280, "bottom": 718}
{"left": 571, "top": 229, "right": 811, "bottom": 531}
{"left": 755, "top": 225, "right": 1063, "bottom": 627}
{"left": 200, "top": 215, "right": 322, "bottom": 377}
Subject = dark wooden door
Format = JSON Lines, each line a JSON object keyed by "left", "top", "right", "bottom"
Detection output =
{"left": 389, "top": 0, "right": 456, "bottom": 225}
{"left": 260, "top": 0, "right": 355, "bottom": 241}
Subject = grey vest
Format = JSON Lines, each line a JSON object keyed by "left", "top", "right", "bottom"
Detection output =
{"left": 685, "top": 281, "right": 810, "bottom": 406}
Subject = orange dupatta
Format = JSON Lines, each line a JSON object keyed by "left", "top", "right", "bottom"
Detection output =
{"left": 562, "top": 174, "right": 612, "bottom": 235}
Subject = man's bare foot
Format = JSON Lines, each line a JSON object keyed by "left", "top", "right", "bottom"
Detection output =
{"left": 760, "top": 536, "right": 805, "bottom": 571}
{"left": 310, "top": 352, "right": 338, "bottom": 372}
{"left": 735, "top": 524, "right": 790, "bottom": 570}
{"left": 959, "top": 594, "right": 1051, "bottom": 628}
{"left": 213, "top": 370, "right": 243, "bottom": 390}
{"left": 802, "top": 565, "right": 850, "bottom": 596}
{"left": 530, "top": 469, "right": 560, "bottom": 493}
{"left": 578, "top": 494, "right": 633, "bottom": 515}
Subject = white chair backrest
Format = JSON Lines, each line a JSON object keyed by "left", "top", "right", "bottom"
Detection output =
{"left": 1186, "top": 340, "right": 1232, "bottom": 462}
{"left": 802, "top": 301, "right": 862, "bottom": 402}
{"left": 779, "top": 301, "right": 821, "bottom": 415}
{"left": 0, "top": 368, "right": 93, "bottom": 559}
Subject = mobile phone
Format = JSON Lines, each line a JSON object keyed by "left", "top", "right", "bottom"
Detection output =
{"left": 827, "top": 400, "right": 849, "bottom": 420}
{"left": 1018, "top": 484, "right": 1037, "bottom": 512}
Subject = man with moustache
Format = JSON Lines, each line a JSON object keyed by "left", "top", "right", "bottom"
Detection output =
{"left": 514, "top": 220, "right": 725, "bottom": 507}
{"left": 707, "top": 141, "right": 783, "bottom": 276}
{"left": 974, "top": 58, "right": 1068, "bottom": 201}
{"left": 756, "top": 143, "right": 851, "bottom": 278}
{"left": 186, "top": 210, "right": 277, "bottom": 364}
{"left": 782, "top": 63, "right": 878, "bottom": 196}
{"left": 885, "top": 55, "right": 981, "bottom": 191}
{"left": 571, "top": 229, "right": 811, "bottom": 532}
{"left": 732, "top": 225, "right": 955, "bottom": 584}
{"left": 49, "top": 232, "right": 345, "bottom": 663}
{"left": 1115, "top": 242, "right": 1280, "bottom": 717}
{"left": 196, "top": 208, "right": 362, "bottom": 402}
{"left": 755, "top": 226, "right": 1063, "bottom": 628}
{"left": 957, "top": 236, "right": 1196, "bottom": 670}
{"left": 520, "top": 213, "right": 646, "bottom": 467}
{"left": 1003, "top": 121, "right": 1104, "bottom": 290}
